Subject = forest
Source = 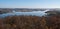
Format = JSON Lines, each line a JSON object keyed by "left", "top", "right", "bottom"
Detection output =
{"left": 0, "top": 10, "right": 60, "bottom": 29}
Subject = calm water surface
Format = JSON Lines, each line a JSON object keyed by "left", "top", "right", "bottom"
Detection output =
{"left": 0, "top": 10, "right": 49, "bottom": 18}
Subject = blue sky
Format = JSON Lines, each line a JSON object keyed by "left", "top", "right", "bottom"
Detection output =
{"left": 0, "top": 0, "right": 60, "bottom": 8}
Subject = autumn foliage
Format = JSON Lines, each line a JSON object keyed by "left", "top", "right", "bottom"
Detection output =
{"left": 0, "top": 15, "right": 60, "bottom": 29}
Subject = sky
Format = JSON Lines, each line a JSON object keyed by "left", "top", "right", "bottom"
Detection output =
{"left": 0, "top": 0, "right": 60, "bottom": 8}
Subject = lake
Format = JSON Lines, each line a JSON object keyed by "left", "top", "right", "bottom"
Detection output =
{"left": 0, "top": 10, "right": 49, "bottom": 18}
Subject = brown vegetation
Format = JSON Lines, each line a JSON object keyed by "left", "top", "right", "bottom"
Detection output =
{"left": 0, "top": 15, "right": 60, "bottom": 29}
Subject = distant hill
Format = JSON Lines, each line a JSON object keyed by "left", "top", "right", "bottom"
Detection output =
{"left": 0, "top": 8, "right": 47, "bottom": 14}
{"left": 0, "top": 8, "right": 60, "bottom": 14}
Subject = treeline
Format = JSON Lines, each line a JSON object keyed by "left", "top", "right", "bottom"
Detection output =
{"left": 0, "top": 15, "right": 60, "bottom": 29}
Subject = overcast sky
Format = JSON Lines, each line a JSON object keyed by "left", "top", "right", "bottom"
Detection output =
{"left": 0, "top": 0, "right": 60, "bottom": 8}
